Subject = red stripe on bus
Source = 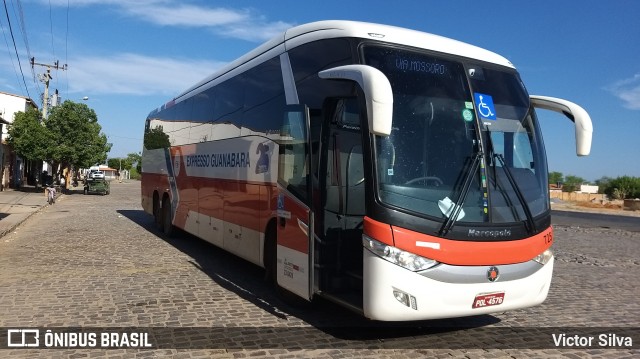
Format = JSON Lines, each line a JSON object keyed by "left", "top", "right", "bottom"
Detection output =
{"left": 276, "top": 195, "right": 310, "bottom": 254}
{"left": 392, "top": 225, "right": 553, "bottom": 266}
{"left": 141, "top": 172, "right": 275, "bottom": 233}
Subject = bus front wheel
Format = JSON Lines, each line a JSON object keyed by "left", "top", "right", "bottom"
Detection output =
{"left": 263, "top": 222, "right": 277, "bottom": 285}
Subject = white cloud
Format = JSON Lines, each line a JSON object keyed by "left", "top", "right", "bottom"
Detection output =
{"left": 24, "top": 1, "right": 296, "bottom": 97}
{"left": 220, "top": 19, "right": 292, "bottom": 42}
{"left": 67, "top": 53, "right": 225, "bottom": 96}
{"left": 125, "top": 3, "right": 249, "bottom": 27}
{"left": 606, "top": 73, "right": 640, "bottom": 110}
{"left": 46, "top": 0, "right": 294, "bottom": 42}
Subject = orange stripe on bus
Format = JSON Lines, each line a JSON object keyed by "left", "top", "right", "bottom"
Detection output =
{"left": 392, "top": 225, "right": 553, "bottom": 266}
{"left": 363, "top": 216, "right": 394, "bottom": 246}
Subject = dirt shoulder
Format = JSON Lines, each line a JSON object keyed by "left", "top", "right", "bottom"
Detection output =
{"left": 551, "top": 200, "right": 640, "bottom": 218}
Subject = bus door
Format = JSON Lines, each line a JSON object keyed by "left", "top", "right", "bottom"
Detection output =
{"left": 318, "top": 98, "right": 366, "bottom": 308}
{"left": 276, "top": 105, "right": 313, "bottom": 299}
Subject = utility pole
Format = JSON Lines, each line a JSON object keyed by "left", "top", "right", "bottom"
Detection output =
{"left": 30, "top": 58, "right": 67, "bottom": 119}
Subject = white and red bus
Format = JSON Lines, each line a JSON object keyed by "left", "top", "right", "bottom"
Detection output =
{"left": 141, "top": 21, "right": 592, "bottom": 321}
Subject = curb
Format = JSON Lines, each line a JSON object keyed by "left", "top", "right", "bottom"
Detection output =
{"left": 0, "top": 193, "right": 63, "bottom": 239}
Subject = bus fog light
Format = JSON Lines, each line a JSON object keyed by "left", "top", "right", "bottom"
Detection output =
{"left": 533, "top": 249, "right": 553, "bottom": 265}
{"left": 393, "top": 288, "right": 417, "bottom": 310}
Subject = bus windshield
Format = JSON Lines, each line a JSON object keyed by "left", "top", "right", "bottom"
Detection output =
{"left": 363, "top": 46, "right": 549, "bottom": 225}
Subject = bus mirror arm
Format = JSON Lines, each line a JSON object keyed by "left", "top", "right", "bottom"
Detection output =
{"left": 318, "top": 65, "right": 394, "bottom": 137}
{"left": 530, "top": 95, "right": 593, "bottom": 156}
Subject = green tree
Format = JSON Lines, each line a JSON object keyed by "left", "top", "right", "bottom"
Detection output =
{"left": 595, "top": 176, "right": 613, "bottom": 194}
{"left": 549, "top": 171, "right": 564, "bottom": 185}
{"left": 129, "top": 166, "right": 141, "bottom": 180}
{"left": 107, "top": 158, "right": 127, "bottom": 170}
{"left": 562, "top": 175, "right": 585, "bottom": 193}
{"left": 107, "top": 152, "right": 141, "bottom": 175}
{"left": 126, "top": 152, "right": 141, "bottom": 166}
{"left": 45, "top": 100, "right": 112, "bottom": 175}
{"left": 604, "top": 176, "right": 640, "bottom": 199}
{"left": 7, "top": 108, "right": 52, "bottom": 161}
{"left": 127, "top": 152, "right": 142, "bottom": 173}
{"left": 143, "top": 125, "right": 170, "bottom": 150}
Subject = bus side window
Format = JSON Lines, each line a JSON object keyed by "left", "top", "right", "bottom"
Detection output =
{"left": 278, "top": 107, "right": 310, "bottom": 202}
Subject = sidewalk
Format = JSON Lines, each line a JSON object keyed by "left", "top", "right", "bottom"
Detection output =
{"left": 0, "top": 186, "right": 57, "bottom": 239}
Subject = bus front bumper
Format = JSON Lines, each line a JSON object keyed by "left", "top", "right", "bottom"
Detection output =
{"left": 362, "top": 249, "right": 553, "bottom": 321}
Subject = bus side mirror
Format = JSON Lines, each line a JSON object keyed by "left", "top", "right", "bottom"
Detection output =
{"left": 530, "top": 95, "right": 593, "bottom": 156}
{"left": 318, "top": 65, "right": 393, "bottom": 136}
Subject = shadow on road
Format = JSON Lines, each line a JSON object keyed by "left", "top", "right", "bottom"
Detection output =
{"left": 116, "top": 209, "right": 500, "bottom": 346}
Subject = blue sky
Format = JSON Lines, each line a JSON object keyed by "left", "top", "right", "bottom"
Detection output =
{"left": 1, "top": 0, "right": 638, "bottom": 181}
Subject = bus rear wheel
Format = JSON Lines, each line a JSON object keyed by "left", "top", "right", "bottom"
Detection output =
{"left": 161, "top": 197, "right": 175, "bottom": 237}
{"left": 153, "top": 193, "right": 162, "bottom": 230}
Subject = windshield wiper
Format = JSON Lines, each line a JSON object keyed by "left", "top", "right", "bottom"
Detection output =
{"left": 484, "top": 129, "right": 536, "bottom": 233}
{"left": 438, "top": 151, "right": 482, "bottom": 236}
{"left": 492, "top": 153, "right": 537, "bottom": 233}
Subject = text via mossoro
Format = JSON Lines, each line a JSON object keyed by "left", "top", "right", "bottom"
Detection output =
{"left": 185, "top": 152, "right": 251, "bottom": 168}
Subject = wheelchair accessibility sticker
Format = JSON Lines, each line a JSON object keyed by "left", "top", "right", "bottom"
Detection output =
{"left": 474, "top": 93, "right": 496, "bottom": 120}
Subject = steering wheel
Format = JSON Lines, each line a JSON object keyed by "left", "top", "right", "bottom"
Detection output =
{"left": 404, "top": 176, "right": 443, "bottom": 186}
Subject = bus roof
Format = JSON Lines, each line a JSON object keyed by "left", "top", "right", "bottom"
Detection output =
{"left": 160, "top": 20, "right": 514, "bottom": 112}
{"left": 284, "top": 20, "right": 513, "bottom": 67}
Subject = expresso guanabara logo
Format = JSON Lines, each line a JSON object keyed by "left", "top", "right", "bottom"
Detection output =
{"left": 185, "top": 152, "right": 250, "bottom": 168}
{"left": 255, "top": 142, "right": 271, "bottom": 174}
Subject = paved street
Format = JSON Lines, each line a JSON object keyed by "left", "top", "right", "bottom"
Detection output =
{"left": 0, "top": 181, "right": 638, "bottom": 358}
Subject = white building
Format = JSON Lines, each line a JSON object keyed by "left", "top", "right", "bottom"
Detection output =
{"left": 0, "top": 91, "right": 38, "bottom": 189}
{"left": 579, "top": 184, "right": 599, "bottom": 194}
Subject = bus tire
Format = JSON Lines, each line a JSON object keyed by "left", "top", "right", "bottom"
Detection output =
{"left": 153, "top": 193, "right": 162, "bottom": 230}
{"left": 263, "top": 221, "right": 277, "bottom": 285}
{"left": 162, "top": 197, "right": 175, "bottom": 237}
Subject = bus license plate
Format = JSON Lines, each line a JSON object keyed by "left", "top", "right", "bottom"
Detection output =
{"left": 472, "top": 292, "right": 505, "bottom": 309}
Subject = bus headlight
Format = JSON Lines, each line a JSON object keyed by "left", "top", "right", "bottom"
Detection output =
{"left": 363, "top": 236, "right": 438, "bottom": 271}
{"left": 533, "top": 249, "right": 553, "bottom": 265}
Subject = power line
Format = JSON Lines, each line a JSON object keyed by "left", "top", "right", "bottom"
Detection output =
{"left": 47, "top": 0, "right": 59, "bottom": 92}
{"left": 106, "top": 134, "right": 143, "bottom": 141}
{"left": 12, "top": 0, "right": 39, "bottom": 93}
{"left": 64, "top": 0, "right": 69, "bottom": 96}
{"left": 48, "top": 0, "right": 55, "bottom": 59}
{"left": 0, "top": 8, "right": 23, "bottom": 93}
{"left": 2, "top": 0, "right": 30, "bottom": 99}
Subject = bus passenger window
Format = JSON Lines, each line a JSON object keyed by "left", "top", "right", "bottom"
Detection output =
{"left": 278, "top": 107, "right": 310, "bottom": 202}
